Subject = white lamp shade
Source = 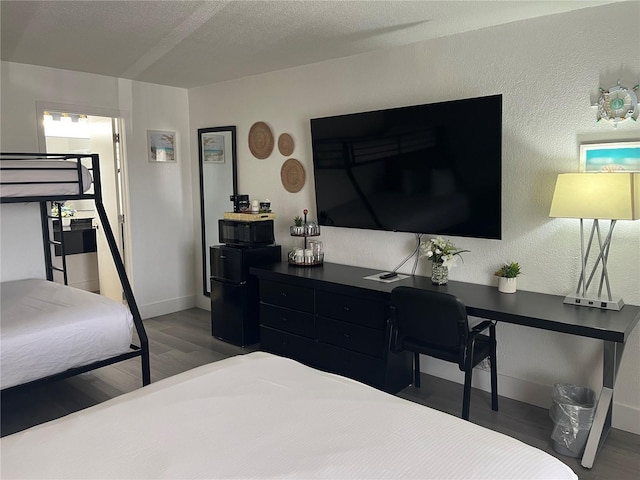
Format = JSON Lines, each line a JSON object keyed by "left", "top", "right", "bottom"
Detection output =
{"left": 549, "top": 173, "right": 640, "bottom": 220}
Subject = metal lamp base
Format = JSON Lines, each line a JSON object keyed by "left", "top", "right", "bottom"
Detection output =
{"left": 563, "top": 294, "right": 624, "bottom": 311}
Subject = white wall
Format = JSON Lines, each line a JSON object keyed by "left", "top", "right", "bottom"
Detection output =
{"left": 189, "top": 3, "right": 640, "bottom": 433}
{"left": 0, "top": 62, "right": 195, "bottom": 318}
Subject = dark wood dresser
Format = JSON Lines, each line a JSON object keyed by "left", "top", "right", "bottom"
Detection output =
{"left": 251, "top": 262, "right": 412, "bottom": 393}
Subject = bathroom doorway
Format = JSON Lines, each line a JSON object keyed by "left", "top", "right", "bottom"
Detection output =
{"left": 38, "top": 108, "right": 130, "bottom": 303}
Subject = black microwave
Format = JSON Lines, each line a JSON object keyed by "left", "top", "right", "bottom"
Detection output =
{"left": 218, "top": 219, "right": 274, "bottom": 246}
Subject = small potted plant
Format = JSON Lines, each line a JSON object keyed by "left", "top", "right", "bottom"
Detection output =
{"left": 291, "top": 215, "right": 304, "bottom": 235}
{"left": 494, "top": 262, "right": 522, "bottom": 293}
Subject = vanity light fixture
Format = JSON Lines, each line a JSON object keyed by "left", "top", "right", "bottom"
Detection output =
{"left": 549, "top": 172, "right": 639, "bottom": 310}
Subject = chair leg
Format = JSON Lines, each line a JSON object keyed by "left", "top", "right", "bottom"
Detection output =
{"left": 414, "top": 352, "right": 421, "bottom": 388}
{"left": 462, "top": 368, "right": 472, "bottom": 421}
{"left": 462, "top": 343, "right": 474, "bottom": 420}
{"left": 490, "top": 325, "right": 498, "bottom": 411}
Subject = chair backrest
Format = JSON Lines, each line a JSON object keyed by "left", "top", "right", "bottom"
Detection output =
{"left": 390, "top": 287, "right": 469, "bottom": 351}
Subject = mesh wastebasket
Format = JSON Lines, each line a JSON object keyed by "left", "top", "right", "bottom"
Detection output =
{"left": 549, "top": 383, "right": 596, "bottom": 457}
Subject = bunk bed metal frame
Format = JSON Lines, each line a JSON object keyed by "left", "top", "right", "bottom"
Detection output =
{"left": 0, "top": 152, "right": 150, "bottom": 391}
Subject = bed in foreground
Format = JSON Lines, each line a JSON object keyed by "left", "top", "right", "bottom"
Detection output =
{"left": 0, "top": 352, "right": 577, "bottom": 479}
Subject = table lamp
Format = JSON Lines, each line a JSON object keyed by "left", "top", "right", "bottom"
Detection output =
{"left": 549, "top": 172, "right": 639, "bottom": 310}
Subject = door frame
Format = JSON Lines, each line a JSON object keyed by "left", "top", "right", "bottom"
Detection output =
{"left": 35, "top": 101, "right": 134, "bottom": 291}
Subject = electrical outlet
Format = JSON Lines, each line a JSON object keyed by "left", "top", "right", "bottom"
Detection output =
{"left": 478, "top": 358, "right": 491, "bottom": 370}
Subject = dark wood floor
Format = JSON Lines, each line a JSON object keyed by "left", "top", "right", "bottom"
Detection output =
{"left": 2, "top": 308, "right": 638, "bottom": 479}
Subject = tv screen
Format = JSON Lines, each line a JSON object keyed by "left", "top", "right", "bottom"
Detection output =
{"left": 310, "top": 94, "right": 502, "bottom": 239}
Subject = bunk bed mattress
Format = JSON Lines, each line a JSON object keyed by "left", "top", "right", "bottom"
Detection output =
{"left": 0, "top": 279, "right": 133, "bottom": 390}
{"left": 0, "top": 160, "right": 92, "bottom": 197}
{"left": 1, "top": 352, "right": 578, "bottom": 480}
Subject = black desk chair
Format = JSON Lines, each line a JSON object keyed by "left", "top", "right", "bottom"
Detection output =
{"left": 389, "top": 286, "right": 498, "bottom": 420}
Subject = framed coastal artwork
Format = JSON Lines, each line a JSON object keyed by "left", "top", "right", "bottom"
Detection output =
{"left": 147, "top": 130, "right": 176, "bottom": 163}
{"left": 199, "top": 129, "right": 231, "bottom": 164}
{"left": 580, "top": 141, "right": 640, "bottom": 172}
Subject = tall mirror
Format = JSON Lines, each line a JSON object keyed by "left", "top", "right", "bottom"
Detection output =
{"left": 198, "top": 126, "right": 238, "bottom": 296}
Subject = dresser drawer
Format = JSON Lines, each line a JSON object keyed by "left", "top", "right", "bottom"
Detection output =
{"left": 260, "top": 327, "right": 320, "bottom": 367}
{"left": 316, "top": 316, "right": 385, "bottom": 358}
{"left": 321, "top": 342, "right": 387, "bottom": 389}
{"left": 316, "top": 290, "right": 385, "bottom": 329}
{"left": 260, "top": 304, "right": 314, "bottom": 338}
{"left": 260, "top": 280, "right": 314, "bottom": 313}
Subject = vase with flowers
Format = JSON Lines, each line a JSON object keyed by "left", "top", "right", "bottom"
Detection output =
{"left": 419, "top": 236, "right": 469, "bottom": 285}
{"left": 51, "top": 202, "right": 76, "bottom": 227}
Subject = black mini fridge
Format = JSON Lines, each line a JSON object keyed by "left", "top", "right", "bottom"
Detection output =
{"left": 210, "top": 244, "right": 281, "bottom": 346}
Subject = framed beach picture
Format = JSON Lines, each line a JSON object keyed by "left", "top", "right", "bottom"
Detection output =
{"left": 147, "top": 130, "right": 176, "bottom": 163}
{"left": 200, "top": 130, "right": 228, "bottom": 164}
{"left": 580, "top": 141, "right": 640, "bottom": 172}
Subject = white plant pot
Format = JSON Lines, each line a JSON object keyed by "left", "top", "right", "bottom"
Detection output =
{"left": 498, "top": 277, "right": 517, "bottom": 294}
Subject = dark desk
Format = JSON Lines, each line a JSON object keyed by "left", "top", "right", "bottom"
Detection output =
{"left": 252, "top": 262, "right": 640, "bottom": 468}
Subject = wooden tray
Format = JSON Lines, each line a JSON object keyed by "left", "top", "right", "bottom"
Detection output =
{"left": 223, "top": 212, "right": 276, "bottom": 221}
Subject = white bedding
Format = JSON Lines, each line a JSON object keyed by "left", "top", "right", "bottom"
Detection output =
{"left": 0, "top": 159, "right": 93, "bottom": 197}
{"left": 0, "top": 279, "right": 133, "bottom": 390}
{"left": 0, "top": 352, "right": 577, "bottom": 480}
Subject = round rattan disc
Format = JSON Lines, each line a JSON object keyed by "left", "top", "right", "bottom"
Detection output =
{"left": 278, "top": 133, "right": 294, "bottom": 156}
{"left": 280, "top": 158, "right": 305, "bottom": 193}
{"left": 248, "top": 121, "right": 274, "bottom": 159}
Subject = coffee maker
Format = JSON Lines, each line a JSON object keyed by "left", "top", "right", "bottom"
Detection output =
{"left": 229, "top": 194, "right": 250, "bottom": 213}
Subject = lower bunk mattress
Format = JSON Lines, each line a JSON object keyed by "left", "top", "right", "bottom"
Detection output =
{"left": 1, "top": 352, "right": 577, "bottom": 479}
{"left": 0, "top": 278, "right": 133, "bottom": 390}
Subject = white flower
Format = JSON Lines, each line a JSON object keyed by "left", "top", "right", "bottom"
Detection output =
{"left": 419, "top": 237, "right": 469, "bottom": 269}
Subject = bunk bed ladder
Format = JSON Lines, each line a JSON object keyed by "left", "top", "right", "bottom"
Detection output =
{"left": 91, "top": 154, "right": 151, "bottom": 386}
{"left": 40, "top": 201, "right": 69, "bottom": 285}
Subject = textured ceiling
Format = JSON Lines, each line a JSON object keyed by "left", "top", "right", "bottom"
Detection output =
{"left": 0, "top": 0, "right": 621, "bottom": 89}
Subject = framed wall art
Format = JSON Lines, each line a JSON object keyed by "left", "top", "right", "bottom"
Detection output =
{"left": 580, "top": 141, "right": 640, "bottom": 172}
{"left": 147, "top": 130, "right": 176, "bottom": 163}
{"left": 200, "top": 129, "right": 229, "bottom": 164}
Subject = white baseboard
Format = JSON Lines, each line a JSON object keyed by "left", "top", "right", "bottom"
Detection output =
{"left": 139, "top": 295, "right": 195, "bottom": 319}
{"left": 421, "top": 360, "right": 639, "bottom": 435}
{"left": 613, "top": 403, "right": 640, "bottom": 435}
{"left": 68, "top": 279, "right": 100, "bottom": 292}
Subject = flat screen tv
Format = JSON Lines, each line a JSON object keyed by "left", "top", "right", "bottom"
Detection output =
{"left": 310, "top": 94, "right": 502, "bottom": 239}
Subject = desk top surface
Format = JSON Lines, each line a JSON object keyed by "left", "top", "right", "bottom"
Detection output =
{"left": 251, "top": 262, "right": 640, "bottom": 343}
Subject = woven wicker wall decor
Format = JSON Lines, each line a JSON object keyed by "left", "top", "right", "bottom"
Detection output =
{"left": 280, "top": 158, "right": 305, "bottom": 193}
{"left": 278, "top": 133, "right": 294, "bottom": 156}
{"left": 248, "top": 121, "right": 274, "bottom": 159}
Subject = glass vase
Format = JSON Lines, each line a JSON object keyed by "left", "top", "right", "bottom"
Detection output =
{"left": 431, "top": 262, "right": 449, "bottom": 285}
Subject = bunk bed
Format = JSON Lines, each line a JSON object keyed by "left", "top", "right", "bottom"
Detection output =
{"left": 0, "top": 352, "right": 578, "bottom": 479}
{"left": 0, "top": 152, "right": 150, "bottom": 391}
